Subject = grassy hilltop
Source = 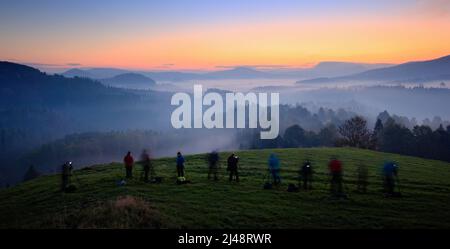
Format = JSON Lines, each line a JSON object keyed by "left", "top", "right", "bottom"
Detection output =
{"left": 1, "top": 147, "right": 450, "bottom": 229}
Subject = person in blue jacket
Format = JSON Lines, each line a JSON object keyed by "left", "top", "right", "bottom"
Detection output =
{"left": 176, "top": 152, "right": 185, "bottom": 177}
{"left": 382, "top": 160, "right": 399, "bottom": 195}
{"left": 268, "top": 153, "right": 281, "bottom": 185}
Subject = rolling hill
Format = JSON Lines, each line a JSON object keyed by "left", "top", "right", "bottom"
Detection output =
{"left": 62, "top": 68, "right": 130, "bottom": 79}
{"left": 99, "top": 73, "right": 156, "bottom": 89}
{"left": 61, "top": 62, "right": 395, "bottom": 82}
{"left": 302, "top": 61, "right": 393, "bottom": 78}
{"left": 0, "top": 61, "right": 138, "bottom": 107}
{"left": 1, "top": 147, "right": 449, "bottom": 229}
{"left": 298, "top": 55, "right": 450, "bottom": 84}
{"left": 203, "top": 67, "right": 272, "bottom": 79}
{"left": 62, "top": 68, "right": 96, "bottom": 78}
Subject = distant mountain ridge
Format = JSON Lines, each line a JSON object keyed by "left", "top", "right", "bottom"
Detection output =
{"left": 204, "top": 67, "right": 271, "bottom": 79}
{"left": 99, "top": 73, "right": 156, "bottom": 89}
{"left": 298, "top": 55, "right": 450, "bottom": 84}
{"left": 61, "top": 62, "right": 396, "bottom": 82}
{"left": 9, "top": 54, "right": 450, "bottom": 85}
{"left": 62, "top": 68, "right": 129, "bottom": 79}
{"left": 309, "top": 61, "right": 393, "bottom": 77}
{"left": 63, "top": 68, "right": 95, "bottom": 78}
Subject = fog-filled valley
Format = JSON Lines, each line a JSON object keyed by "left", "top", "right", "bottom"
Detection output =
{"left": 1, "top": 55, "right": 450, "bottom": 186}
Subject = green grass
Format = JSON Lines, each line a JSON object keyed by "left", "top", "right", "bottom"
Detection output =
{"left": 1, "top": 147, "right": 450, "bottom": 228}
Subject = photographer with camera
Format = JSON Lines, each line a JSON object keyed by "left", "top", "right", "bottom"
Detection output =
{"left": 227, "top": 153, "right": 239, "bottom": 182}
{"left": 61, "top": 161, "right": 73, "bottom": 192}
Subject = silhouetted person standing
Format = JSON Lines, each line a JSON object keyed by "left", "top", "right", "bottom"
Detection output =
{"left": 61, "top": 161, "right": 73, "bottom": 191}
{"left": 300, "top": 159, "right": 313, "bottom": 190}
{"left": 123, "top": 151, "right": 134, "bottom": 178}
{"left": 227, "top": 153, "right": 239, "bottom": 182}
{"left": 176, "top": 152, "right": 185, "bottom": 177}
{"left": 140, "top": 149, "right": 153, "bottom": 182}
{"left": 328, "top": 157, "right": 343, "bottom": 197}
{"left": 268, "top": 154, "right": 281, "bottom": 185}
{"left": 356, "top": 162, "right": 369, "bottom": 193}
{"left": 207, "top": 151, "right": 220, "bottom": 181}
{"left": 382, "top": 161, "right": 399, "bottom": 196}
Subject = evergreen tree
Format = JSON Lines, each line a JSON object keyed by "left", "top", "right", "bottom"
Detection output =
{"left": 371, "top": 119, "right": 384, "bottom": 149}
{"left": 283, "top": 125, "right": 306, "bottom": 148}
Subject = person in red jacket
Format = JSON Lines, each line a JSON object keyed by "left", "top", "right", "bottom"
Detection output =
{"left": 124, "top": 151, "right": 134, "bottom": 178}
{"left": 328, "top": 156, "right": 343, "bottom": 197}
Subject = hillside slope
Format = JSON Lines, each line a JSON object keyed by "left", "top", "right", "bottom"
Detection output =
{"left": 1, "top": 147, "right": 449, "bottom": 229}
{"left": 298, "top": 55, "right": 450, "bottom": 83}
{"left": 99, "top": 73, "right": 156, "bottom": 88}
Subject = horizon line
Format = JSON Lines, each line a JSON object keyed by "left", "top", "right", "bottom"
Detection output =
{"left": 4, "top": 53, "right": 450, "bottom": 73}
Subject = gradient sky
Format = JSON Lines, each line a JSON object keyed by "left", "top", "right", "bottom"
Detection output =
{"left": 1, "top": 0, "right": 449, "bottom": 71}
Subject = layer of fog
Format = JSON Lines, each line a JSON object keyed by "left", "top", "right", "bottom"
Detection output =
{"left": 153, "top": 78, "right": 450, "bottom": 122}
{"left": 4, "top": 77, "right": 450, "bottom": 185}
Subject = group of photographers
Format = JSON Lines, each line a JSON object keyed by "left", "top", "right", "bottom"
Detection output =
{"left": 61, "top": 150, "right": 400, "bottom": 198}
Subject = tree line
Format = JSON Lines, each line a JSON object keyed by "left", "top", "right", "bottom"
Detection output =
{"left": 245, "top": 111, "right": 450, "bottom": 163}
{"left": 15, "top": 110, "right": 450, "bottom": 185}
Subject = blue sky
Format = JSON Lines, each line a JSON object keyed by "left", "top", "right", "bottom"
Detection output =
{"left": 1, "top": 0, "right": 448, "bottom": 71}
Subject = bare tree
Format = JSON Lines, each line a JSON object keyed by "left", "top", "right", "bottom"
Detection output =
{"left": 338, "top": 116, "right": 371, "bottom": 148}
